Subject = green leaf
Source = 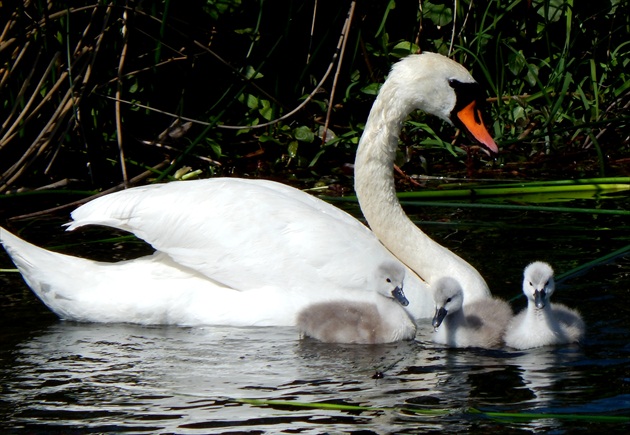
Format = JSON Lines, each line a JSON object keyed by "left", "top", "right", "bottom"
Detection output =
{"left": 246, "top": 94, "right": 258, "bottom": 110}
{"left": 288, "top": 140, "right": 299, "bottom": 158}
{"left": 259, "top": 134, "right": 280, "bottom": 144}
{"left": 391, "top": 41, "right": 420, "bottom": 58}
{"left": 244, "top": 65, "right": 264, "bottom": 80}
{"left": 526, "top": 64, "right": 539, "bottom": 87}
{"left": 361, "top": 83, "right": 381, "bottom": 95}
{"left": 205, "top": 137, "right": 222, "bottom": 157}
{"left": 534, "top": 0, "right": 565, "bottom": 23}
{"left": 508, "top": 52, "right": 525, "bottom": 76}
{"left": 293, "top": 126, "right": 314, "bottom": 143}
{"left": 423, "top": 1, "right": 453, "bottom": 27}
{"left": 259, "top": 99, "right": 273, "bottom": 121}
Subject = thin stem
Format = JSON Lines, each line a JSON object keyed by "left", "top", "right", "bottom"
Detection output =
{"left": 321, "top": 0, "right": 356, "bottom": 144}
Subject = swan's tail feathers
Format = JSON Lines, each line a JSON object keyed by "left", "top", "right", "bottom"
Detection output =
{"left": 1, "top": 226, "right": 64, "bottom": 283}
{"left": 1, "top": 227, "right": 49, "bottom": 273}
{"left": 0, "top": 227, "right": 92, "bottom": 317}
{"left": 1, "top": 227, "right": 57, "bottom": 303}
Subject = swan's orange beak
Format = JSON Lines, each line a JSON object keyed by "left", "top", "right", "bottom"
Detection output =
{"left": 456, "top": 101, "right": 499, "bottom": 155}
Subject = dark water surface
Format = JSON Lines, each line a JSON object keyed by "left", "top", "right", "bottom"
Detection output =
{"left": 1, "top": 193, "right": 629, "bottom": 433}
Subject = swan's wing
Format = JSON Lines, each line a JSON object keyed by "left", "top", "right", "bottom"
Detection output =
{"left": 67, "top": 178, "right": 396, "bottom": 293}
{"left": 1, "top": 227, "right": 299, "bottom": 326}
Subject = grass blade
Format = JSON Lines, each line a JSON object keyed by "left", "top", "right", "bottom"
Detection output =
{"left": 237, "top": 398, "right": 630, "bottom": 423}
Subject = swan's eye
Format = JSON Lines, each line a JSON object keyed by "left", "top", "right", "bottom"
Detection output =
{"left": 386, "top": 278, "right": 392, "bottom": 283}
{"left": 544, "top": 280, "right": 549, "bottom": 287}
{"left": 529, "top": 281, "right": 533, "bottom": 287}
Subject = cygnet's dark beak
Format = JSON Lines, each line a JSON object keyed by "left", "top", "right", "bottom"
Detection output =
{"left": 534, "top": 289, "right": 547, "bottom": 309}
{"left": 432, "top": 307, "right": 448, "bottom": 329}
{"left": 391, "top": 286, "right": 409, "bottom": 306}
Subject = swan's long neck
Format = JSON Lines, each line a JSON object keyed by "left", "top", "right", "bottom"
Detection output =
{"left": 354, "top": 80, "right": 490, "bottom": 302}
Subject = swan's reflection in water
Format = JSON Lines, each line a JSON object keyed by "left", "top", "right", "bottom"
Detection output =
{"left": 5, "top": 323, "right": 427, "bottom": 432}
{"left": 0, "top": 321, "right": 615, "bottom": 433}
{"left": 509, "top": 346, "right": 583, "bottom": 404}
{"left": 405, "top": 321, "right": 587, "bottom": 432}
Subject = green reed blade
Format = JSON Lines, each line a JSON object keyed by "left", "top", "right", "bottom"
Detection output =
{"left": 237, "top": 398, "right": 630, "bottom": 423}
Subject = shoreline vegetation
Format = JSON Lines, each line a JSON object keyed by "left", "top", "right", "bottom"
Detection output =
{"left": 0, "top": 1, "right": 628, "bottom": 212}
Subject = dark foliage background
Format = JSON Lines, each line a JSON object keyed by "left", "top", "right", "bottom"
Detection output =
{"left": 0, "top": 0, "right": 628, "bottom": 194}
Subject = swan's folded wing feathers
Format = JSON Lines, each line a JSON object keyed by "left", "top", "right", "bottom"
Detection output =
{"left": 67, "top": 184, "right": 160, "bottom": 234}
{"left": 66, "top": 179, "right": 396, "bottom": 294}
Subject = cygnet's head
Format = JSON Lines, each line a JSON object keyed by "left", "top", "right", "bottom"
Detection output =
{"left": 523, "top": 261, "right": 555, "bottom": 309}
{"left": 376, "top": 261, "right": 409, "bottom": 307}
{"left": 431, "top": 277, "right": 464, "bottom": 329}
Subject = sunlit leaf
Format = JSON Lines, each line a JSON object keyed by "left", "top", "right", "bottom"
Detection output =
{"left": 288, "top": 140, "right": 298, "bottom": 158}
{"left": 391, "top": 41, "right": 420, "bottom": 58}
{"left": 246, "top": 94, "right": 258, "bottom": 110}
{"left": 259, "top": 99, "right": 273, "bottom": 121}
{"left": 244, "top": 65, "right": 264, "bottom": 80}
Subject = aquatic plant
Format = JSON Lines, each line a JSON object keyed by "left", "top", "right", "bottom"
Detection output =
{"left": 0, "top": 1, "right": 627, "bottom": 193}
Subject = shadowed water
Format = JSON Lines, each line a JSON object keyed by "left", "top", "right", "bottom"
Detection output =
{"left": 1, "top": 194, "right": 629, "bottom": 433}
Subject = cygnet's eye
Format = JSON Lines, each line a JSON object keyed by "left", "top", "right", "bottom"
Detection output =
{"left": 386, "top": 278, "right": 392, "bottom": 283}
{"left": 544, "top": 280, "right": 549, "bottom": 287}
{"left": 529, "top": 281, "right": 533, "bottom": 287}
{"left": 446, "top": 297, "right": 452, "bottom": 303}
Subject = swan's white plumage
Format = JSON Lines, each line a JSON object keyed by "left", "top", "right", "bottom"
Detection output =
{"left": 1, "top": 225, "right": 420, "bottom": 327}
{"left": 355, "top": 53, "right": 495, "bottom": 304}
{"left": 431, "top": 277, "right": 512, "bottom": 349}
{"left": 504, "top": 261, "right": 585, "bottom": 349}
{"left": 1, "top": 53, "right": 498, "bottom": 340}
{"left": 66, "top": 179, "right": 409, "bottom": 298}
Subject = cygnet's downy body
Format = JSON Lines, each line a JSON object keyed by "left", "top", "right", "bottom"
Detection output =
{"left": 504, "top": 261, "right": 585, "bottom": 350}
{"left": 297, "top": 262, "right": 416, "bottom": 344}
{"left": 431, "top": 277, "right": 512, "bottom": 349}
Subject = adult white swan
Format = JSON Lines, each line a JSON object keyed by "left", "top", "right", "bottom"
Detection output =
{"left": 0, "top": 53, "right": 498, "bottom": 339}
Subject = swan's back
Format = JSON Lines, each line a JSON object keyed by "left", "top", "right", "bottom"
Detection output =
{"left": 65, "top": 179, "right": 419, "bottom": 300}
